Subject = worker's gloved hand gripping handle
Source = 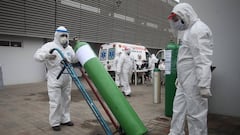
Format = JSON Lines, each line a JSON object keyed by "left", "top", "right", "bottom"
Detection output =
{"left": 49, "top": 48, "right": 55, "bottom": 54}
{"left": 49, "top": 48, "right": 67, "bottom": 80}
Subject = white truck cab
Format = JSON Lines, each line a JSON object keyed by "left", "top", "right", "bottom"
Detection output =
{"left": 98, "top": 42, "right": 150, "bottom": 78}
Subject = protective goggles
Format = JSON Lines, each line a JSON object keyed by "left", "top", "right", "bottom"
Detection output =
{"left": 168, "top": 13, "right": 179, "bottom": 22}
{"left": 168, "top": 12, "right": 179, "bottom": 37}
{"left": 60, "top": 34, "right": 68, "bottom": 37}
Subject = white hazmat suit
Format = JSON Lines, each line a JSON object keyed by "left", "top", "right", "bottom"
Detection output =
{"left": 34, "top": 26, "right": 77, "bottom": 130}
{"left": 114, "top": 52, "right": 122, "bottom": 87}
{"left": 148, "top": 54, "right": 159, "bottom": 82}
{"left": 148, "top": 54, "right": 158, "bottom": 71}
{"left": 116, "top": 49, "right": 134, "bottom": 96}
{"left": 168, "top": 3, "right": 213, "bottom": 135}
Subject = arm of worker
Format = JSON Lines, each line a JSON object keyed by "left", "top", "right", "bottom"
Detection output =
{"left": 191, "top": 27, "right": 213, "bottom": 98}
{"left": 33, "top": 43, "right": 56, "bottom": 62}
{"left": 69, "top": 47, "right": 79, "bottom": 64}
{"left": 175, "top": 78, "right": 178, "bottom": 87}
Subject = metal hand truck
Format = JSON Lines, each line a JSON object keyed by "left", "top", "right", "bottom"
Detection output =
{"left": 50, "top": 48, "right": 113, "bottom": 135}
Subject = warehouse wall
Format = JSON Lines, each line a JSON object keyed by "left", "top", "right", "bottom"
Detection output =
{"left": 0, "top": 0, "right": 175, "bottom": 49}
{"left": 0, "top": 35, "right": 45, "bottom": 85}
{"left": 0, "top": 0, "right": 177, "bottom": 85}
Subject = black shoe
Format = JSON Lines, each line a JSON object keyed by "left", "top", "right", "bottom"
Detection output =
{"left": 61, "top": 121, "right": 74, "bottom": 126}
{"left": 126, "top": 94, "right": 131, "bottom": 97}
{"left": 52, "top": 126, "right": 61, "bottom": 131}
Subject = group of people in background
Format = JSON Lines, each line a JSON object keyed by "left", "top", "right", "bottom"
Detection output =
{"left": 114, "top": 48, "right": 166, "bottom": 96}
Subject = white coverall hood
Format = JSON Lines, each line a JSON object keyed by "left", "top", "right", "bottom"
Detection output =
{"left": 54, "top": 26, "right": 69, "bottom": 48}
{"left": 125, "top": 48, "right": 131, "bottom": 56}
{"left": 171, "top": 3, "right": 199, "bottom": 29}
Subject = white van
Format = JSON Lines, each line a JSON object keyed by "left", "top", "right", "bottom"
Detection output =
{"left": 98, "top": 42, "right": 150, "bottom": 78}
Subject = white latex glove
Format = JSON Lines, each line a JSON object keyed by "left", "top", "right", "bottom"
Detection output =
{"left": 200, "top": 88, "right": 212, "bottom": 98}
{"left": 175, "top": 78, "right": 178, "bottom": 87}
{"left": 45, "top": 54, "right": 56, "bottom": 60}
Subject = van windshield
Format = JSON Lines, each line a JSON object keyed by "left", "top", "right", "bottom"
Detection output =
{"left": 108, "top": 48, "right": 115, "bottom": 60}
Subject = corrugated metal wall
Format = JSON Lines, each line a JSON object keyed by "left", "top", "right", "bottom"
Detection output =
{"left": 0, "top": 0, "right": 175, "bottom": 49}
{"left": 0, "top": 0, "right": 56, "bottom": 38}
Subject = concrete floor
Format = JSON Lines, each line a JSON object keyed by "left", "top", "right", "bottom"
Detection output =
{"left": 0, "top": 79, "right": 239, "bottom": 135}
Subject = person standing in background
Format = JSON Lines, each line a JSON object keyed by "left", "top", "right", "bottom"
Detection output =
{"left": 116, "top": 48, "right": 134, "bottom": 97}
{"left": 148, "top": 54, "right": 159, "bottom": 82}
{"left": 158, "top": 59, "right": 165, "bottom": 85}
{"left": 114, "top": 52, "right": 122, "bottom": 87}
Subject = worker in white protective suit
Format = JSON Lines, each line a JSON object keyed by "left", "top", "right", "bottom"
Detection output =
{"left": 167, "top": 3, "right": 213, "bottom": 135}
{"left": 116, "top": 48, "right": 134, "bottom": 96}
{"left": 148, "top": 54, "right": 158, "bottom": 70}
{"left": 135, "top": 54, "right": 143, "bottom": 70}
{"left": 148, "top": 54, "right": 159, "bottom": 81}
{"left": 34, "top": 26, "right": 77, "bottom": 131}
{"left": 114, "top": 52, "right": 122, "bottom": 87}
{"left": 158, "top": 59, "right": 166, "bottom": 85}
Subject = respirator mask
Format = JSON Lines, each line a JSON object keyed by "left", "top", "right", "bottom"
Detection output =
{"left": 173, "top": 19, "right": 187, "bottom": 31}
{"left": 59, "top": 34, "right": 68, "bottom": 48}
{"left": 168, "top": 12, "right": 187, "bottom": 37}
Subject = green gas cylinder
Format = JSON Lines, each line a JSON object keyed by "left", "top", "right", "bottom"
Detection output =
{"left": 164, "top": 41, "right": 179, "bottom": 117}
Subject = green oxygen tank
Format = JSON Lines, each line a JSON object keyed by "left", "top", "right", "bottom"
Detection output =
{"left": 74, "top": 41, "right": 147, "bottom": 135}
{"left": 164, "top": 41, "right": 179, "bottom": 117}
